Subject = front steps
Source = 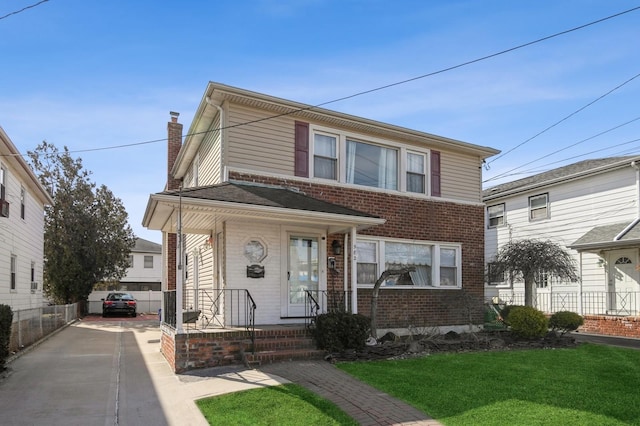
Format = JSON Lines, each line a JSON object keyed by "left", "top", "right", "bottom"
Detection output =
{"left": 243, "top": 326, "right": 326, "bottom": 367}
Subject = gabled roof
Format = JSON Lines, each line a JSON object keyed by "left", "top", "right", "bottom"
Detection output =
{"left": 143, "top": 181, "right": 385, "bottom": 234}
{"left": 133, "top": 237, "right": 162, "bottom": 253}
{"left": 0, "top": 127, "right": 53, "bottom": 206}
{"left": 483, "top": 156, "right": 640, "bottom": 201}
{"left": 569, "top": 220, "right": 640, "bottom": 252}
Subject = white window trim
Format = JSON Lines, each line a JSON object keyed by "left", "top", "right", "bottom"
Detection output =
{"left": 356, "top": 237, "right": 462, "bottom": 290}
{"left": 487, "top": 203, "right": 505, "bottom": 228}
{"left": 309, "top": 125, "right": 431, "bottom": 195}
{"left": 529, "top": 193, "right": 549, "bottom": 221}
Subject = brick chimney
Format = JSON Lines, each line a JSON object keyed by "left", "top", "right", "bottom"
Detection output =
{"left": 166, "top": 111, "right": 182, "bottom": 291}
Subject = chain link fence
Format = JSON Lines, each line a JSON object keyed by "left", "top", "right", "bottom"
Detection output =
{"left": 9, "top": 304, "right": 78, "bottom": 354}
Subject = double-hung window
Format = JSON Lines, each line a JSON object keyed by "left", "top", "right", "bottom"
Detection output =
{"left": 487, "top": 204, "right": 505, "bottom": 228}
{"left": 346, "top": 140, "right": 397, "bottom": 190}
{"left": 356, "top": 238, "right": 461, "bottom": 288}
{"left": 20, "top": 187, "right": 25, "bottom": 219}
{"left": 313, "top": 133, "right": 337, "bottom": 180}
{"left": 529, "top": 193, "right": 549, "bottom": 220}
{"left": 0, "top": 165, "right": 5, "bottom": 200}
{"left": 10, "top": 255, "right": 17, "bottom": 290}
{"left": 144, "top": 255, "right": 153, "bottom": 268}
{"left": 406, "top": 152, "right": 426, "bottom": 194}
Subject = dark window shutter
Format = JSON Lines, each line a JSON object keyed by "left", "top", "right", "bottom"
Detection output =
{"left": 431, "top": 150, "right": 441, "bottom": 197}
{"left": 294, "top": 121, "right": 309, "bottom": 177}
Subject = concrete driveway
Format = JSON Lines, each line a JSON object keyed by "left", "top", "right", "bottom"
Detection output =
{"left": 0, "top": 316, "right": 285, "bottom": 426}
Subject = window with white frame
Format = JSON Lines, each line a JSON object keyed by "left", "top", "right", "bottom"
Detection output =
{"left": 535, "top": 270, "right": 549, "bottom": 288}
{"left": 406, "top": 152, "right": 426, "bottom": 194}
{"left": 31, "top": 261, "right": 37, "bottom": 290}
{"left": 529, "top": 193, "right": 548, "bottom": 221}
{"left": 346, "top": 140, "right": 397, "bottom": 190}
{"left": 10, "top": 254, "right": 17, "bottom": 290}
{"left": 313, "top": 133, "right": 337, "bottom": 180}
{"left": 0, "top": 165, "right": 5, "bottom": 200}
{"left": 356, "top": 238, "right": 461, "bottom": 288}
{"left": 487, "top": 204, "right": 505, "bottom": 228}
{"left": 20, "top": 187, "right": 25, "bottom": 219}
{"left": 144, "top": 255, "right": 153, "bottom": 268}
{"left": 486, "top": 262, "right": 505, "bottom": 286}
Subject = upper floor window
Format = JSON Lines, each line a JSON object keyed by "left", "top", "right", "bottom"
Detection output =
{"left": 20, "top": 187, "right": 25, "bottom": 219}
{"left": 486, "top": 262, "right": 505, "bottom": 286}
{"left": 487, "top": 204, "right": 505, "bottom": 228}
{"left": 144, "top": 255, "right": 153, "bottom": 268}
{"left": 10, "top": 255, "right": 17, "bottom": 290}
{"left": 128, "top": 255, "right": 134, "bottom": 268}
{"left": 407, "top": 152, "right": 426, "bottom": 194}
{"left": 529, "top": 193, "right": 549, "bottom": 221}
{"left": 346, "top": 140, "right": 397, "bottom": 190}
{"left": 356, "top": 238, "right": 461, "bottom": 288}
{"left": 0, "top": 165, "right": 6, "bottom": 200}
{"left": 313, "top": 133, "right": 337, "bottom": 180}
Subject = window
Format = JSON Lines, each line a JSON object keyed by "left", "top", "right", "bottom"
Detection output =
{"left": 356, "top": 238, "right": 461, "bottom": 288}
{"left": 313, "top": 133, "right": 337, "bottom": 180}
{"left": 487, "top": 204, "right": 505, "bottom": 228}
{"left": 486, "top": 262, "right": 505, "bottom": 285}
{"left": 128, "top": 255, "right": 134, "bottom": 268}
{"left": 10, "top": 255, "right": 16, "bottom": 290}
{"left": 407, "top": 152, "right": 426, "bottom": 194}
{"left": 356, "top": 241, "right": 378, "bottom": 285}
{"left": 144, "top": 255, "right": 153, "bottom": 268}
{"left": 31, "top": 261, "right": 37, "bottom": 290}
{"left": 0, "top": 165, "right": 5, "bottom": 200}
{"left": 346, "top": 140, "right": 397, "bottom": 190}
{"left": 535, "top": 271, "right": 549, "bottom": 288}
{"left": 529, "top": 193, "right": 548, "bottom": 220}
{"left": 20, "top": 187, "right": 25, "bottom": 219}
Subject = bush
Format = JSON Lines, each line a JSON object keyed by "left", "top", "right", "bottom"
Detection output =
{"left": 500, "top": 305, "right": 524, "bottom": 325}
{"left": 311, "top": 312, "right": 371, "bottom": 352}
{"left": 507, "top": 306, "right": 548, "bottom": 339}
{"left": 549, "top": 311, "right": 584, "bottom": 335}
{"left": 0, "top": 304, "right": 13, "bottom": 371}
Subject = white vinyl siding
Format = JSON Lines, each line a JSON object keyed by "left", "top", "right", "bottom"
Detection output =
{"left": 485, "top": 166, "right": 638, "bottom": 296}
{"left": 199, "top": 113, "right": 222, "bottom": 185}
{"left": 440, "top": 152, "right": 482, "bottom": 202}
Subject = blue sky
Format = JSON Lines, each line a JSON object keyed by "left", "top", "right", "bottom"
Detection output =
{"left": 1, "top": 1, "right": 639, "bottom": 244}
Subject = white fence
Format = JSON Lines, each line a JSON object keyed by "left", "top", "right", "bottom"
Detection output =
{"left": 87, "top": 290, "right": 162, "bottom": 315}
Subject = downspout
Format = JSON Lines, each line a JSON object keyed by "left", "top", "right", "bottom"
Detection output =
{"left": 614, "top": 161, "right": 640, "bottom": 241}
{"left": 350, "top": 226, "right": 358, "bottom": 314}
{"left": 176, "top": 182, "right": 184, "bottom": 333}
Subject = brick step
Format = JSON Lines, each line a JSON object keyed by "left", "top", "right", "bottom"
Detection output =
{"left": 253, "top": 328, "right": 313, "bottom": 340}
{"left": 244, "top": 348, "right": 326, "bottom": 367}
{"left": 253, "top": 337, "right": 317, "bottom": 352}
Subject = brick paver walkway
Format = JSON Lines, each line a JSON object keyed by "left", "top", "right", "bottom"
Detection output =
{"left": 259, "top": 361, "right": 443, "bottom": 426}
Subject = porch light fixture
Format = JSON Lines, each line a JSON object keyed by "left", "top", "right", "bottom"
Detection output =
{"left": 332, "top": 239, "right": 342, "bottom": 255}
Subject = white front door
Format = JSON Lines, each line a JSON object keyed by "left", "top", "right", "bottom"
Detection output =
{"left": 607, "top": 250, "right": 639, "bottom": 313}
{"left": 286, "top": 235, "right": 320, "bottom": 317}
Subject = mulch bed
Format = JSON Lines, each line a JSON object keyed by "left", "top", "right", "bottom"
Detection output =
{"left": 325, "top": 330, "right": 579, "bottom": 362}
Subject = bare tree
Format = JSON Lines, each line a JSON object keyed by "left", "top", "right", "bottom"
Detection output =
{"left": 489, "top": 239, "right": 579, "bottom": 307}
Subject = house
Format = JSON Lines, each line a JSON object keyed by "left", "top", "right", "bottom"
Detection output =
{"left": 87, "top": 237, "right": 162, "bottom": 314}
{"left": 484, "top": 156, "right": 640, "bottom": 337}
{"left": 143, "top": 82, "right": 499, "bottom": 371}
{"left": 0, "top": 127, "right": 53, "bottom": 312}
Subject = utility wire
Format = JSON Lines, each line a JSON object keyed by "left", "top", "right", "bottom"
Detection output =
{"left": 0, "top": 0, "right": 49, "bottom": 20}
{"left": 3, "top": 5, "right": 640, "bottom": 159}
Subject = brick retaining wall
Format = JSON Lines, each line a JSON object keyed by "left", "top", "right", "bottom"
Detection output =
{"left": 580, "top": 315, "right": 640, "bottom": 339}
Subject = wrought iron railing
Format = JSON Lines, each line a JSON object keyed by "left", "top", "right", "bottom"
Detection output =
{"left": 487, "top": 291, "right": 640, "bottom": 316}
{"left": 304, "top": 290, "right": 352, "bottom": 328}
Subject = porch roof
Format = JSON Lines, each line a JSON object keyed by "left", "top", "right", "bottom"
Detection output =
{"left": 568, "top": 220, "right": 640, "bottom": 252}
{"left": 142, "top": 181, "right": 385, "bottom": 234}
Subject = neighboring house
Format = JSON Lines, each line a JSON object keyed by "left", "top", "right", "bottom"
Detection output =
{"left": 121, "top": 237, "right": 162, "bottom": 291}
{"left": 484, "top": 156, "right": 640, "bottom": 337}
{"left": 143, "top": 82, "right": 499, "bottom": 370}
{"left": 0, "top": 127, "right": 53, "bottom": 311}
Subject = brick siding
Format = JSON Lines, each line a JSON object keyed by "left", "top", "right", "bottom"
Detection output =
{"left": 580, "top": 315, "right": 640, "bottom": 339}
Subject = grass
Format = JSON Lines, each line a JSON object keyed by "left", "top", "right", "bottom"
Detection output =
{"left": 196, "top": 383, "right": 358, "bottom": 426}
{"left": 338, "top": 344, "right": 640, "bottom": 425}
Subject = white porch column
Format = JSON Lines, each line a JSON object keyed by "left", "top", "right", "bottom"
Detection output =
{"left": 350, "top": 226, "right": 358, "bottom": 314}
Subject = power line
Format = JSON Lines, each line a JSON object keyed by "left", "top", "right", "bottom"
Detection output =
{"left": 0, "top": 0, "right": 49, "bottom": 21}
{"left": 3, "top": 5, "right": 640, "bottom": 159}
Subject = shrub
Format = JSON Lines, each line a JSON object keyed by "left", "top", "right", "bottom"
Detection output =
{"left": 0, "top": 304, "right": 13, "bottom": 371}
{"left": 507, "top": 306, "right": 548, "bottom": 339}
{"left": 500, "top": 305, "right": 524, "bottom": 325}
{"left": 311, "top": 312, "right": 371, "bottom": 352}
{"left": 549, "top": 311, "right": 584, "bottom": 335}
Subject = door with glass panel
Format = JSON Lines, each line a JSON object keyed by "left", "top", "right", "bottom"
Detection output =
{"left": 287, "top": 236, "right": 319, "bottom": 317}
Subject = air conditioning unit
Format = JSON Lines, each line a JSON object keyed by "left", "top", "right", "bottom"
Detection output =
{"left": 0, "top": 199, "right": 9, "bottom": 218}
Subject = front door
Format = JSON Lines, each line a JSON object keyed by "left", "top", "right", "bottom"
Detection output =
{"left": 607, "top": 250, "right": 639, "bottom": 313}
{"left": 286, "top": 235, "right": 319, "bottom": 317}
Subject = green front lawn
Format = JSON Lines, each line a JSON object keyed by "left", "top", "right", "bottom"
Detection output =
{"left": 196, "top": 383, "right": 357, "bottom": 426}
{"left": 338, "top": 344, "right": 640, "bottom": 425}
